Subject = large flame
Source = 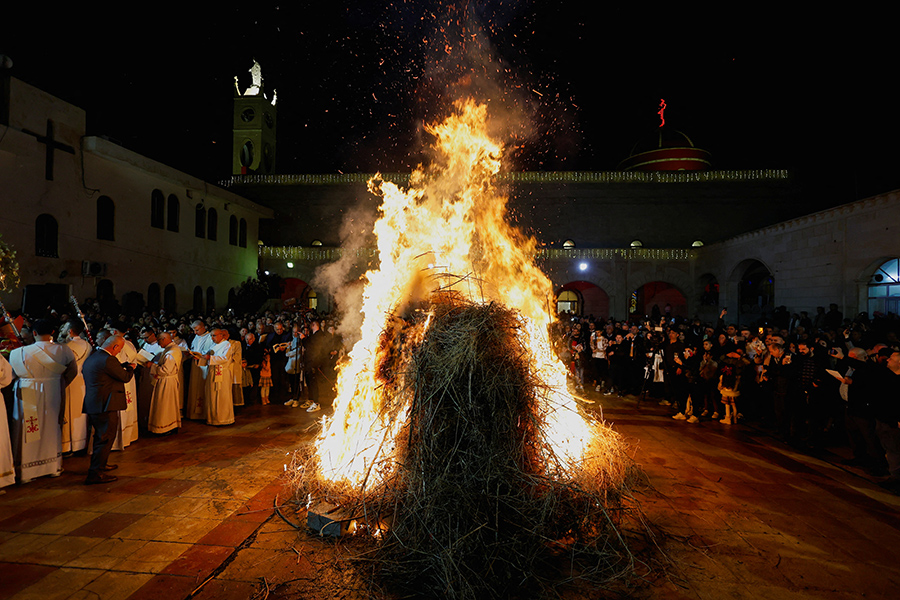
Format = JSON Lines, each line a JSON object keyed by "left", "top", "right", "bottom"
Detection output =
{"left": 316, "top": 99, "right": 592, "bottom": 492}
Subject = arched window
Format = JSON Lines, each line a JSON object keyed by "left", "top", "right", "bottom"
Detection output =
{"left": 207, "top": 208, "right": 218, "bottom": 241}
{"left": 193, "top": 286, "right": 203, "bottom": 312}
{"left": 35, "top": 214, "right": 59, "bottom": 258}
{"left": 147, "top": 283, "right": 161, "bottom": 312}
{"left": 869, "top": 259, "right": 900, "bottom": 316}
{"left": 206, "top": 286, "right": 216, "bottom": 313}
{"left": 167, "top": 194, "right": 180, "bottom": 232}
{"left": 229, "top": 215, "right": 238, "bottom": 246}
{"left": 151, "top": 189, "right": 164, "bottom": 229}
{"left": 97, "top": 196, "right": 115, "bottom": 241}
{"left": 195, "top": 205, "right": 206, "bottom": 238}
{"left": 239, "top": 218, "right": 247, "bottom": 248}
{"left": 164, "top": 284, "right": 177, "bottom": 314}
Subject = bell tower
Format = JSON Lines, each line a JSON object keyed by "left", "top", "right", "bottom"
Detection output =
{"left": 233, "top": 60, "right": 277, "bottom": 175}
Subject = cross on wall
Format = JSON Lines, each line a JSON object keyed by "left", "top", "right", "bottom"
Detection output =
{"left": 22, "top": 119, "right": 75, "bottom": 181}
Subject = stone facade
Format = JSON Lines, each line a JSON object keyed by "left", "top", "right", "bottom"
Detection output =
{"left": 257, "top": 190, "right": 900, "bottom": 325}
{"left": 0, "top": 75, "right": 273, "bottom": 314}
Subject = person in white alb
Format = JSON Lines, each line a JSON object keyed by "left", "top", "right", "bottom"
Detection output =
{"left": 8, "top": 319, "right": 76, "bottom": 483}
{"left": 148, "top": 331, "right": 183, "bottom": 435}
{"left": 229, "top": 331, "right": 244, "bottom": 407}
{"left": 1, "top": 353, "right": 16, "bottom": 489}
{"left": 201, "top": 328, "right": 235, "bottom": 426}
{"left": 61, "top": 320, "right": 92, "bottom": 453}
{"left": 187, "top": 320, "right": 214, "bottom": 420}
{"left": 108, "top": 322, "right": 139, "bottom": 450}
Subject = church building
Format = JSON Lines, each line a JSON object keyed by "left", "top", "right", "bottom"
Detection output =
{"left": 0, "top": 74, "right": 273, "bottom": 316}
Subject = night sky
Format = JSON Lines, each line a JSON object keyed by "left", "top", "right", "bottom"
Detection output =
{"left": 4, "top": 3, "right": 897, "bottom": 206}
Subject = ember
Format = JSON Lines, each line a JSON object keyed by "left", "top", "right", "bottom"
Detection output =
{"left": 292, "top": 99, "right": 644, "bottom": 598}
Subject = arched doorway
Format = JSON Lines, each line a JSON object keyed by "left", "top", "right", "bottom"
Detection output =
{"left": 555, "top": 281, "right": 609, "bottom": 318}
{"left": 868, "top": 258, "right": 900, "bottom": 316}
{"left": 738, "top": 260, "right": 774, "bottom": 325}
{"left": 193, "top": 286, "right": 203, "bottom": 313}
{"left": 631, "top": 281, "right": 687, "bottom": 320}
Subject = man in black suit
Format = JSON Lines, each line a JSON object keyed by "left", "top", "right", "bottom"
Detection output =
{"left": 82, "top": 335, "right": 134, "bottom": 484}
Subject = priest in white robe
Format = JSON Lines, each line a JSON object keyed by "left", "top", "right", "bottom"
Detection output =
{"left": 1, "top": 353, "right": 16, "bottom": 489}
{"left": 8, "top": 320, "right": 76, "bottom": 483}
{"left": 230, "top": 334, "right": 244, "bottom": 407}
{"left": 148, "top": 331, "right": 183, "bottom": 434}
{"left": 187, "top": 321, "right": 214, "bottom": 420}
{"left": 136, "top": 327, "right": 163, "bottom": 432}
{"left": 61, "top": 321, "right": 91, "bottom": 453}
{"left": 200, "top": 328, "right": 235, "bottom": 426}
{"left": 108, "top": 323, "right": 139, "bottom": 450}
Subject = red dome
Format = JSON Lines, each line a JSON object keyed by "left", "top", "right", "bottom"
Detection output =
{"left": 618, "top": 128, "right": 711, "bottom": 171}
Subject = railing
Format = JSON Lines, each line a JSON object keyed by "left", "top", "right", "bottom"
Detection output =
{"left": 260, "top": 246, "right": 696, "bottom": 261}
{"left": 224, "top": 169, "right": 789, "bottom": 188}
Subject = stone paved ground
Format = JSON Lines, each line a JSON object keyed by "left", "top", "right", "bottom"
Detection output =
{"left": 1, "top": 393, "right": 899, "bottom": 599}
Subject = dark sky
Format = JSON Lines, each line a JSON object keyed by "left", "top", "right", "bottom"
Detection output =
{"left": 5, "top": 3, "right": 898, "bottom": 206}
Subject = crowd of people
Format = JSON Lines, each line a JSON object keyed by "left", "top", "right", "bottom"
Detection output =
{"left": 0, "top": 303, "right": 344, "bottom": 488}
{"left": 3, "top": 297, "right": 900, "bottom": 495}
{"left": 552, "top": 306, "right": 900, "bottom": 494}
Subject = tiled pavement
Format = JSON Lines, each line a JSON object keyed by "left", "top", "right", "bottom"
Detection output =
{"left": 1, "top": 394, "right": 899, "bottom": 599}
{"left": 0, "top": 404, "right": 315, "bottom": 600}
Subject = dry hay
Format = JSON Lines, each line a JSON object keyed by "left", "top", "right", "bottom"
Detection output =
{"left": 293, "top": 294, "right": 648, "bottom": 599}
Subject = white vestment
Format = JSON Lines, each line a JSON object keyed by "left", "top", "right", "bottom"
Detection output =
{"left": 0, "top": 354, "right": 15, "bottom": 488}
{"left": 187, "top": 332, "right": 214, "bottom": 420}
{"left": 148, "top": 343, "right": 183, "bottom": 434}
{"left": 112, "top": 339, "right": 139, "bottom": 450}
{"left": 61, "top": 336, "right": 91, "bottom": 452}
{"left": 173, "top": 336, "right": 189, "bottom": 408}
{"left": 9, "top": 341, "right": 75, "bottom": 482}
{"left": 230, "top": 340, "right": 244, "bottom": 406}
{"left": 202, "top": 340, "right": 235, "bottom": 426}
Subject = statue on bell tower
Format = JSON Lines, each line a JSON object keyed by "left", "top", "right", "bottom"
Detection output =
{"left": 232, "top": 60, "right": 277, "bottom": 175}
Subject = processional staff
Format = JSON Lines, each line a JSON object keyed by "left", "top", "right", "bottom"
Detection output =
{"left": 69, "top": 295, "right": 95, "bottom": 346}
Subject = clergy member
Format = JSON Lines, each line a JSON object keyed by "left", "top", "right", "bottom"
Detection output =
{"left": 61, "top": 320, "right": 91, "bottom": 454}
{"left": 148, "top": 331, "right": 183, "bottom": 435}
{"left": 187, "top": 320, "right": 214, "bottom": 420}
{"left": 107, "top": 322, "right": 140, "bottom": 450}
{"left": 201, "top": 328, "right": 235, "bottom": 426}
{"left": 0, "top": 353, "right": 15, "bottom": 489}
{"left": 8, "top": 319, "right": 76, "bottom": 483}
{"left": 229, "top": 330, "right": 244, "bottom": 407}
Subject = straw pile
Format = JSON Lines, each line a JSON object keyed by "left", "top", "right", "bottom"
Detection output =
{"left": 294, "top": 293, "right": 642, "bottom": 599}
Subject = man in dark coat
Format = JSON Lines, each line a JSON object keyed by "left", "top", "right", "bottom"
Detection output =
{"left": 301, "top": 320, "right": 329, "bottom": 413}
{"left": 82, "top": 335, "right": 134, "bottom": 484}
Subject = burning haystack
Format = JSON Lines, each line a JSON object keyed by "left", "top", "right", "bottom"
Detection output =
{"left": 292, "top": 100, "right": 645, "bottom": 599}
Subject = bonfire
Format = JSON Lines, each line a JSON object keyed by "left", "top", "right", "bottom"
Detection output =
{"left": 292, "top": 100, "right": 642, "bottom": 599}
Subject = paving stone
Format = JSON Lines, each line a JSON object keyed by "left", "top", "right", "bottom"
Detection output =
{"left": 0, "top": 562, "right": 57, "bottom": 600}
{"left": 123, "top": 573, "right": 197, "bottom": 600}
{"left": 64, "top": 571, "right": 154, "bottom": 600}
{"left": 160, "top": 543, "right": 234, "bottom": 578}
